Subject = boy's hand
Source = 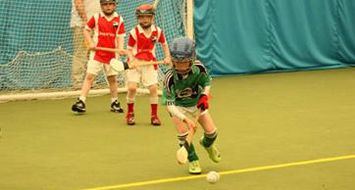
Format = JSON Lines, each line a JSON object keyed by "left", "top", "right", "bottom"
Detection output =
{"left": 118, "top": 49, "right": 127, "bottom": 56}
{"left": 183, "top": 117, "right": 197, "bottom": 132}
{"left": 83, "top": 40, "right": 95, "bottom": 51}
{"left": 128, "top": 61, "right": 138, "bottom": 69}
{"left": 163, "top": 57, "right": 171, "bottom": 65}
{"left": 197, "top": 94, "right": 209, "bottom": 111}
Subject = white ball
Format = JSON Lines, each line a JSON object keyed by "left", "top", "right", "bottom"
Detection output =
{"left": 206, "top": 171, "right": 220, "bottom": 183}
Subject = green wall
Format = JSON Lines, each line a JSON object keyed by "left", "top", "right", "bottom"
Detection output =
{"left": 194, "top": 0, "right": 355, "bottom": 76}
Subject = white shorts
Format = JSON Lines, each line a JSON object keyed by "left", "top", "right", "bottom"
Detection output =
{"left": 87, "top": 59, "right": 118, "bottom": 76}
{"left": 176, "top": 106, "right": 208, "bottom": 117}
{"left": 126, "top": 65, "right": 158, "bottom": 86}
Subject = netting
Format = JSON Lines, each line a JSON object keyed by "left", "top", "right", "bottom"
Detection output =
{"left": 0, "top": 0, "right": 189, "bottom": 101}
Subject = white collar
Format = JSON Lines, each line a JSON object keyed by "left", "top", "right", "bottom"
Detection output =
{"left": 99, "top": 11, "right": 118, "bottom": 20}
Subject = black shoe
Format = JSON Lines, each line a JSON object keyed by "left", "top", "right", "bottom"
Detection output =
{"left": 72, "top": 99, "right": 86, "bottom": 113}
{"left": 111, "top": 100, "right": 124, "bottom": 113}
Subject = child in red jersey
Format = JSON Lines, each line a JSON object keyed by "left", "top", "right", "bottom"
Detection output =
{"left": 71, "top": 0, "right": 126, "bottom": 113}
{"left": 125, "top": 4, "right": 171, "bottom": 126}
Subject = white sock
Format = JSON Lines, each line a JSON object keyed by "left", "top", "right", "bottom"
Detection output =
{"left": 79, "top": 96, "right": 86, "bottom": 102}
{"left": 150, "top": 97, "right": 158, "bottom": 104}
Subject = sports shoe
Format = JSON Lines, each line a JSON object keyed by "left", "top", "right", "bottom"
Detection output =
{"left": 126, "top": 112, "right": 135, "bottom": 125}
{"left": 71, "top": 99, "right": 86, "bottom": 113}
{"left": 111, "top": 100, "right": 124, "bottom": 113}
{"left": 189, "top": 160, "right": 202, "bottom": 174}
{"left": 200, "top": 137, "right": 221, "bottom": 163}
{"left": 151, "top": 115, "right": 161, "bottom": 126}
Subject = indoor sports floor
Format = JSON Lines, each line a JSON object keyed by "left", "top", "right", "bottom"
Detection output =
{"left": 1, "top": 67, "right": 355, "bottom": 190}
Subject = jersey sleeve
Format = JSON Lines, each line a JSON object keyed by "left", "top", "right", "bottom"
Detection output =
{"left": 117, "top": 16, "right": 126, "bottom": 36}
{"left": 195, "top": 61, "right": 211, "bottom": 87}
{"left": 85, "top": 14, "right": 96, "bottom": 30}
{"left": 163, "top": 70, "right": 176, "bottom": 105}
{"left": 163, "top": 70, "right": 187, "bottom": 120}
{"left": 127, "top": 29, "right": 136, "bottom": 48}
{"left": 158, "top": 28, "right": 166, "bottom": 44}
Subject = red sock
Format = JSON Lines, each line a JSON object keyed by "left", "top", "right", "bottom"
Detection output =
{"left": 151, "top": 104, "right": 158, "bottom": 117}
{"left": 127, "top": 103, "right": 134, "bottom": 114}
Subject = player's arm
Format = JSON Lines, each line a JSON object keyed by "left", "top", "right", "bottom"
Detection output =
{"left": 164, "top": 71, "right": 196, "bottom": 129}
{"left": 167, "top": 103, "right": 196, "bottom": 130}
{"left": 126, "top": 30, "right": 137, "bottom": 68}
{"left": 161, "top": 43, "right": 171, "bottom": 64}
{"left": 165, "top": 95, "right": 196, "bottom": 129}
{"left": 166, "top": 103, "right": 185, "bottom": 121}
{"left": 83, "top": 27, "right": 94, "bottom": 50}
{"left": 126, "top": 48, "right": 133, "bottom": 62}
{"left": 158, "top": 30, "right": 171, "bottom": 64}
{"left": 83, "top": 16, "right": 96, "bottom": 50}
{"left": 117, "top": 37, "right": 124, "bottom": 50}
{"left": 116, "top": 36, "right": 125, "bottom": 55}
{"left": 197, "top": 86, "right": 210, "bottom": 111}
{"left": 126, "top": 47, "right": 136, "bottom": 69}
{"left": 164, "top": 71, "right": 186, "bottom": 120}
{"left": 195, "top": 61, "right": 212, "bottom": 95}
{"left": 116, "top": 17, "right": 126, "bottom": 55}
{"left": 195, "top": 61, "right": 212, "bottom": 110}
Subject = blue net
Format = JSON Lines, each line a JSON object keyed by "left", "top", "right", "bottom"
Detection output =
{"left": 0, "top": 0, "right": 187, "bottom": 94}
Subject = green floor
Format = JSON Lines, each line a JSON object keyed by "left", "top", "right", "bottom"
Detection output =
{"left": 1, "top": 68, "right": 355, "bottom": 190}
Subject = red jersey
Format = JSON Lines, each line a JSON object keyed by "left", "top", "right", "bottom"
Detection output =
{"left": 127, "top": 25, "right": 166, "bottom": 69}
{"left": 86, "top": 12, "right": 125, "bottom": 64}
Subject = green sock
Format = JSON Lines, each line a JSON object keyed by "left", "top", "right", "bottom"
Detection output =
{"left": 202, "top": 131, "right": 218, "bottom": 147}
{"left": 188, "top": 143, "right": 199, "bottom": 162}
{"left": 177, "top": 133, "right": 199, "bottom": 161}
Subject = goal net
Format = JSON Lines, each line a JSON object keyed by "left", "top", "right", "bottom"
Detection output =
{"left": 0, "top": 0, "right": 193, "bottom": 102}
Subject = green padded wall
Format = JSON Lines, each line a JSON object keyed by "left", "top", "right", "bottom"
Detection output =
{"left": 194, "top": 0, "right": 355, "bottom": 76}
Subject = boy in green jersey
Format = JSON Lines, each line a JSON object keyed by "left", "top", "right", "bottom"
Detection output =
{"left": 163, "top": 37, "right": 221, "bottom": 174}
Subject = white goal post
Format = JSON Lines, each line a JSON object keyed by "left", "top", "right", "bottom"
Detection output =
{"left": 0, "top": 0, "right": 194, "bottom": 102}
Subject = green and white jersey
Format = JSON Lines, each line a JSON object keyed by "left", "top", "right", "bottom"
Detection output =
{"left": 163, "top": 60, "right": 211, "bottom": 107}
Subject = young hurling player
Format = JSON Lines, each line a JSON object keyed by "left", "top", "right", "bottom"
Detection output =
{"left": 163, "top": 37, "right": 221, "bottom": 174}
{"left": 72, "top": 0, "right": 126, "bottom": 113}
{"left": 125, "top": 4, "right": 171, "bottom": 126}
{"left": 70, "top": 0, "right": 100, "bottom": 88}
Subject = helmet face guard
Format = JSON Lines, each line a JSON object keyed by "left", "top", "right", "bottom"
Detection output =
{"left": 100, "top": 0, "right": 116, "bottom": 5}
{"left": 170, "top": 37, "right": 196, "bottom": 75}
{"left": 136, "top": 9, "right": 155, "bottom": 16}
{"left": 170, "top": 50, "right": 195, "bottom": 63}
{"left": 173, "top": 61, "right": 192, "bottom": 75}
{"left": 136, "top": 4, "right": 155, "bottom": 17}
